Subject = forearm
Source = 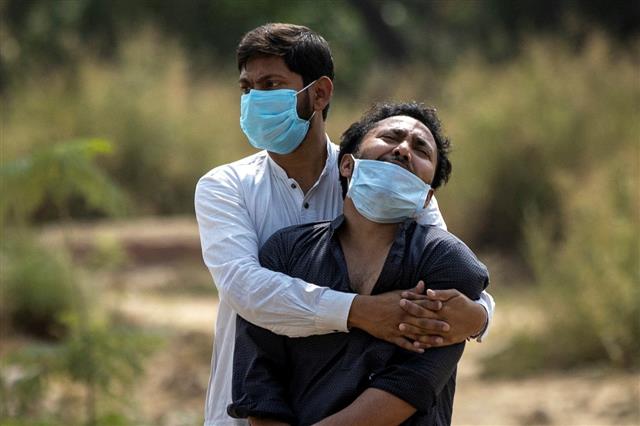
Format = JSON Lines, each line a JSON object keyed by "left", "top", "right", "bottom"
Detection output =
{"left": 314, "top": 388, "right": 415, "bottom": 426}
{"left": 472, "top": 290, "right": 495, "bottom": 341}
{"left": 212, "top": 261, "right": 354, "bottom": 336}
{"left": 196, "top": 177, "right": 354, "bottom": 337}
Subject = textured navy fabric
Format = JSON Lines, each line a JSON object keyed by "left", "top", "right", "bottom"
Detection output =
{"left": 228, "top": 215, "right": 489, "bottom": 425}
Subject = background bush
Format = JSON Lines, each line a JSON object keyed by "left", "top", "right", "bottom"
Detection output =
{"left": 1, "top": 237, "right": 76, "bottom": 339}
{"left": 0, "top": 10, "right": 637, "bottom": 403}
{"left": 482, "top": 143, "right": 639, "bottom": 376}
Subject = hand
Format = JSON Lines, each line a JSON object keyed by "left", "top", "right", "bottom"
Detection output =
{"left": 347, "top": 281, "right": 450, "bottom": 353}
{"left": 399, "top": 288, "right": 487, "bottom": 347}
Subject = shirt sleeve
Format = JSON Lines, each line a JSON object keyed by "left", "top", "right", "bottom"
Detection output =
{"left": 416, "top": 201, "right": 495, "bottom": 341}
{"left": 227, "top": 316, "right": 296, "bottom": 422}
{"left": 371, "top": 234, "right": 490, "bottom": 411}
{"left": 370, "top": 343, "right": 465, "bottom": 412}
{"left": 472, "top": 290, "right": 495, "bottom": 341}
{"left": 194, "top": 169, "right": 355, "bottom": 337}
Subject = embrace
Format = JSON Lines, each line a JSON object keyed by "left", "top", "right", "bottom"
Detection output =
{"left": 195, "top": 23, "right": 494, "bottom": 426}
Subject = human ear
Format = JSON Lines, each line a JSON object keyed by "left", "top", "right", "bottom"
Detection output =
{"left": 311, "top": 76, "right": 333, "bottom": 112}
{"left": 339, "top": 154, "right": 355, "bottom": 179}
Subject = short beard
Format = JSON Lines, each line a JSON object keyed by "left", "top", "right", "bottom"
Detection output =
{"left": 297, "top": 90, "right": 315, "bottom": 120}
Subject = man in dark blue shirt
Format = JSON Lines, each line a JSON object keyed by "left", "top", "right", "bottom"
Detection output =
{"left": 228, "top": 102, "right": 489, "bottom": 425}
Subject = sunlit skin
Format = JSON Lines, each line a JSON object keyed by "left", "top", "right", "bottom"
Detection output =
{"left": 353, "top": 115, "right": 438, "bottom": 189}
{"left": 337, "top": 116, "right": 437, "bottom": 295}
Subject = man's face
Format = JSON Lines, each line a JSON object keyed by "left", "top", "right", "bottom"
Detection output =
{"left": 238, "top": 55, "right": 314, "bottom": 119}
{"left": 356, "top": 115, "right": 438, "bottom": 186}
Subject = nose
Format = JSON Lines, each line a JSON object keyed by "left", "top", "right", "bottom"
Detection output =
{"left": 393, "top": 141, "right": 412, "bottom": 161}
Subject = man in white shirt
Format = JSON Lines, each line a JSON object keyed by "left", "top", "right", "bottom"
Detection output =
{"left": 195, "top": 23, "right": 495, "bottom": 426}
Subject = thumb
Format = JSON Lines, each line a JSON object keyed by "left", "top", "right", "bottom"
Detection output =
{"left": 413, "top": 280, "right": 426, "bottom": 294}
{"left": 426, "top": 288, "right": 460, "bottom": 301}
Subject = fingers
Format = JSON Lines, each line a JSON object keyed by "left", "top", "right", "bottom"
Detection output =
{"left": 399, "top": 319, "right": 449, "bottom": 336}
{"left": 399, "top": 299, "right": 442, "bottom": 316}
{"left": 400, "top": 290, "right": 428, "bottom": 300}
{"left": 426, "top": 288, "right": 461, "bottom": 301}
{"left": 395, "top": 329, "right": 447, "bottom": 350}
{"left": 414, "top": 335, "right": 446, "bottom": 347}
{"left": 390, "top": 336, "right": 425, "bottom": 353}
{"left": 408, "top": 280, "right": 425, "bottom": 295}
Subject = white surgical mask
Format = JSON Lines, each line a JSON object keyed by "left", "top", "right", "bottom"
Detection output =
{"left": 347, "top": 157, "right": 431, "bottom": 223}
{"left": 239, "top": 81, "right": 316, "bottom": 154}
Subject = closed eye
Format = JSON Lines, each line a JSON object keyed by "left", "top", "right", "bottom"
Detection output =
{"left": 414, "top": 141, "right": 433, "bottom": 159}
{"left": 380, "top": 133, "right": 400, "bottom": 143}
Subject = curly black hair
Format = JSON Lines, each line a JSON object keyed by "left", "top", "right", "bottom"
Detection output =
{"left": 338, "top": 101, "right": 452, "bottom": 197}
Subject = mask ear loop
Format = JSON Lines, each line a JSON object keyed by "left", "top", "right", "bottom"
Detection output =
{"left": 296, "top": 80, "right": 318, "bottom": 122}
{"left": 295, "top": 79, "right": 317, "bottom": 95}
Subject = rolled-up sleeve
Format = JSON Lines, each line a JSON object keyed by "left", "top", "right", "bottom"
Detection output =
{"left": 416, "top": 199, "right": 495, "bottom": 341}
{"left": 370, "top": 343, "right": 465, "bottom": 412}
{"left": 194, "top": 169, "right": 355, "bottom": 337}
{"left": 371, "top": 233, "right": 489, "bottom": 411}
{"left": 228, "top": 316, "right": 296, "bottom": 422}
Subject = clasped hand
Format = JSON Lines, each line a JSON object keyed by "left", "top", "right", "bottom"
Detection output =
{"left": 349, "top": 281, "right": 486, "bottom": 353}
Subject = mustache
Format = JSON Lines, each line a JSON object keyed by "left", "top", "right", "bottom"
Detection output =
{"left": 378, "top": 154, "right": 413, "bottom": 173}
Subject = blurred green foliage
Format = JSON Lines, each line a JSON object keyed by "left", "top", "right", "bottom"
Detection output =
{"left": 1, "top": 141, "right": 159, "bottom": 424}
{"left": 1, "top": 138, "right": 127, "bottom": 225}
{"left": 0, "top": 237, "right": 76, "bottom": 338}
{"left": 435, "top": 35, "right": 639, "bottom": 250}
{"left": 482, "top": 145, "right": 639, "bottom": 375}
{"left": 1, "top": 310, "right": 159, "bottom": 425}
{"left": 0, "top": 2, "right": 638, "bottom": 419}
{"left": 2, "top": 32, "right": 249, "bottom": 217}
{"left": 2, "top": 0, "right": 638, "bottom": 93}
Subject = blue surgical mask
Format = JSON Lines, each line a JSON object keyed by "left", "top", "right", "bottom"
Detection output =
{"left": 240, "top": 81, "right": 316, "bottom": 154}
{"left": 347, "top": 157, "right": 432, "bottom": 223}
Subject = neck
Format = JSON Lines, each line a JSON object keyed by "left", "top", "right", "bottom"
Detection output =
{"left": 339, "top": 198, "right": 399, "bottom": 250}
{"left": 268, "top": 116, "right": 327, "bottom": 193}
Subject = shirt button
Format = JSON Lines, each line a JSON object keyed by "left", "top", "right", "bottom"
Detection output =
{"left": 291, "top": 183, "right": 297, "bottom": 189}
{"left": 303, "top": 202, "right": 309, "bottom": 209}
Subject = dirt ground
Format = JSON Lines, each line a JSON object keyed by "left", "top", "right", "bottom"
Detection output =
{"left": 37, "top": 217, "right": 640, "bottom": 426}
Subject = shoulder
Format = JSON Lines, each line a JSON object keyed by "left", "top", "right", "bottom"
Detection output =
{"left": 258, "top": 220, "right": 332, "bottom": 270}
{"left": 262, "top": 220, "right": 332, "bottom": 252}
{"left": 411, "top": 223, "right": 462, "bottom": 253}
{"left": 412, "top": 223, "right": 489, "bottom": 280}
{"left": 195, "top": 151, "right": 268, "bottom": 202}
{"left": 196, "top": 151, "right": 268, "bottom": 190}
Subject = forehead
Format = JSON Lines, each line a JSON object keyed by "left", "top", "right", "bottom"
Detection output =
{"left": 367, "top": 115, "right": 435, "bottom": 141}
{"left": 239, "top": 55, "right": 299, "bottom": 82}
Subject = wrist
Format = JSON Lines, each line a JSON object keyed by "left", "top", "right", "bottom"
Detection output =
{"left": 470, "top": 303, "right": 488, "bottom": 339}
{"left": 347, "top": 295, "right": 369, "bottom": 331}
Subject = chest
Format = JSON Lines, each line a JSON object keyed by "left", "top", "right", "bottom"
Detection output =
{"left": 342, "top": 244, "right": 393, "bottom": 295}
{"left": 246, "top": 174, "right": 343, "bottom": 247}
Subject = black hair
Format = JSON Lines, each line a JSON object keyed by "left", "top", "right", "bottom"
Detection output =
{"left": 338, "top": 101, "right": 452, "bottom": 197}
{"left": 237, "top": 23, "right": 334, "bottom": 120}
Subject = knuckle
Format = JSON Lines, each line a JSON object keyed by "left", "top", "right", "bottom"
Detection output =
{"left": 418, "top": 319, "right": 433, "bottom": 329}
